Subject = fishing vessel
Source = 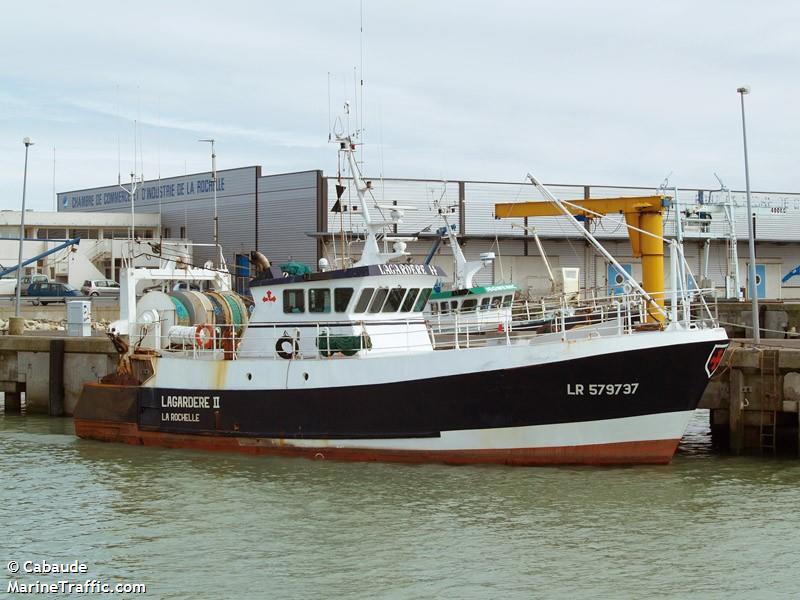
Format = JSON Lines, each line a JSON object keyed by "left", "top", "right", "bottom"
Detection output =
{"left": 74, "top": 135, "right": 728, "bottom": 465}
{"left": 423, "top": 198, "right": 519, "bottom": 334}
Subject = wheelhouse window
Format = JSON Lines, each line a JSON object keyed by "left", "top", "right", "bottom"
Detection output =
{"left": 480, "top": 297, "right": 491, "bottom": 310}
{"left": 334, "top": 288, "right": 354, "bottom": 312}
{"left": 414, "top": 288, "right": 432, "bottom": 312}
{"left": 502, "top": 295, "right": 513, "bottom": 308}
{"left": 463, "top": 298, "right": 477, "bottom": 311}
{"left": 400, "top": 288, "right": 420, "bottom": 312}
{"left": 450, "top": 300, "right": 459, "bottom": 311}
{"left": 382, "top": 288, "right": 406, "bottom": 312}
{"left": 430, "top": 302, "right": 439, "bottom": 315}
{"left": 368, "top": 288, "right": 389, "bottom": 313}
{"left": 308, "top": 288, "right": 331, "bottom": 313}
{"left": 354, "top": 288, "right": 375, "bottom": 313}
{"left": 283, "top": 289, "right": 305, "bottom": 313}
{"left": 490, "top": 296, "right": 502, "bottom": 309}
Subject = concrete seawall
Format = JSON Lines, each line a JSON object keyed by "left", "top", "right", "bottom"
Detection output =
{"left": 0, "top": 335, "right": 117, "bottom": 415}
{"left": 0, "top": 301, "right": 119, "bottom": 322}
{"left": 701, "top": 340, "right": 800, "bottom": 455}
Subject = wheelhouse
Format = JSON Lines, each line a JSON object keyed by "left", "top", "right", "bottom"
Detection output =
{"left": 238, "top": 263, "right": 442, "bottom": 359}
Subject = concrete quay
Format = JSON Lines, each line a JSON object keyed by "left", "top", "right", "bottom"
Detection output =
{"left": 0, "top": 300, "right": 119, "bottom": 323}
{"left": 716, "top": 300, "right": 800, "bottom": 339}
{"left": 701, "top": 339, "right": 800, "bottom": 455}
{"left": 0, "top": 335, "right": 117, "bottom": 416}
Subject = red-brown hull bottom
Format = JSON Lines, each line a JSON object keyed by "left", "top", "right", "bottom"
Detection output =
{"left": 74, "top": 419, "right": 681, "bottom": 466}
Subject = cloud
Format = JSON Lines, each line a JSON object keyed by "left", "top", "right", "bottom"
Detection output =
{"left": 1, "top": 0, "right": 799, "bottom": 211}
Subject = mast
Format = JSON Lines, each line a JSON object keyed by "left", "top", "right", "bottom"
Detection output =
{"left": 338, "top": 135, "right": 412, "bottom": 266}
{"left": 434, "top": 195, "right": 492, "bottom": 289}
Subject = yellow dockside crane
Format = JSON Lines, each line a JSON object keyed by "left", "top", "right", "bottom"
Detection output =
{"left": 495, "top": 189, "right": 671, "bottom": 322}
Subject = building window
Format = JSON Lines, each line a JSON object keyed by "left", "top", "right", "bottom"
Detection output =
{"left": 163, "top": 227, "right": 171, "bottom": 239}
{"left": 283, "top": 289, "right": 305, "bottom": 313}
{"left": 51, "top": 228, "right": 67, "bottom": 239}
{"left": 180, "top": 226, "right": 186, "bottom": 239}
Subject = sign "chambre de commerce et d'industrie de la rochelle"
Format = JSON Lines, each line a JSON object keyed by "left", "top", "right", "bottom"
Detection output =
{"left": 60, "top": 176, "right": 225, "bottom": 210}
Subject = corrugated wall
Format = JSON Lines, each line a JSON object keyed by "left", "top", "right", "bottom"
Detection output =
{"left": 326, "top": 177, "right": 461, "bottom": 237}
{"left": 57, "top": 167, "right": 259, "bottom": 269}
{"left": 257, "top": 170, "right": 320, "bottom": 268}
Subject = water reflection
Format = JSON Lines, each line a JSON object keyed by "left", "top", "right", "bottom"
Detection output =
{"left": 2, "top": 411, "right": 799, "bottom": 599}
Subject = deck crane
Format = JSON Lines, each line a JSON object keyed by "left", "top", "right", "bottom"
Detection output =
{"left": 495, "top": 180, "right": 671, "bottom": 321}
{"left": 0, "top": 237, "right": 81, "bottom": 279}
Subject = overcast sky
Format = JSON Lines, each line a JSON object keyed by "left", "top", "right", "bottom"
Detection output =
{"left": 1, "top": 0, "right": 797, "bottom": 210}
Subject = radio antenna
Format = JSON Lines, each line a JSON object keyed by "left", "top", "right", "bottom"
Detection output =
{"left": 116, "top": 83, "right": 121, "bottom": 186}
{"left": 327, "top": 72, "right": 332, "bottom": 141}
{"left": 359, "top": 0, "right": 365, "bottom": 144}
{"left": 52, "top": 146, "right": 56, "bottom": 211}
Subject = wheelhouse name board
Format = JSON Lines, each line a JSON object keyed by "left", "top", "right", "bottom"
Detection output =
{"left": 376, "top": 264, "right": 439, "bottom": 276}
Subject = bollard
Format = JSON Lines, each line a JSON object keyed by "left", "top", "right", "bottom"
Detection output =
{"left": 49, "top": 339, "right": 65, "bottom": 417}
{"left": 8, "top": 316, "right": 24, "bottom": 336}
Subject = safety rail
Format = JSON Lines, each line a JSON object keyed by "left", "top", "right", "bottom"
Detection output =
{"left": 428, "top": 286, "right": 718, "bottom": 335}
{"left": 130, "top": 288, "right": 719, "bottom": 361}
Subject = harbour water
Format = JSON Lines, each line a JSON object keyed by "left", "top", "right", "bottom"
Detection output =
{"left": 2, "top": 410, "right": 799, "bottom": 599}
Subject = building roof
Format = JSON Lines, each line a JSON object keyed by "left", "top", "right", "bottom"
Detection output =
{"left": 0, "top": 210, "right": 160, "bottom": 227}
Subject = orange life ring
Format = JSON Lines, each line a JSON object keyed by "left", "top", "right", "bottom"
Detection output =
{"left": 194, "top": 324, "right": 215, "bottom": 349}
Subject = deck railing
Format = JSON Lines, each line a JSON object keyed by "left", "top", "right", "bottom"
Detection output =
{"left": 132, "top": 288, "right": 719, "bottom": 360}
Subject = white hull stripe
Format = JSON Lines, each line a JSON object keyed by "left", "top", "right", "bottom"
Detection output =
{"left": 238, "top": 410, "right": 696, "bottom": 452}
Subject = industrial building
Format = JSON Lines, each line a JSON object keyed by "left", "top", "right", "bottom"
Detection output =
{"left": 56, "top": 165, "right": 800, "bottom": 300}
{"left": 0, "top": 211, "right": 180, "bottom": 291}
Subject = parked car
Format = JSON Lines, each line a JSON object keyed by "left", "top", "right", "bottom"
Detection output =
{"left": 15, "top": 274, "right": 50, "bottom": 296}
{"left": 27, "top": 282, "right": 81, "bottom": 305}
{"left": 81, "top": 279, "right": 120, "bottom": 297}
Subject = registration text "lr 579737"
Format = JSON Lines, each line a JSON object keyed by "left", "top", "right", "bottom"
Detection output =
{"left": 567, "top": 383, "right": 639, "bottom": 396}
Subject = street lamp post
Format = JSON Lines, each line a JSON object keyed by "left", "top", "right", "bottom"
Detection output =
{"left": 738, "top": 86, "right": 759, "bottom": 344}
{"left": 14, "top": 138, "right": 34, "bottom": 317}
{"left": 199, "top": 139, "right": 218, "bottom": 265}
